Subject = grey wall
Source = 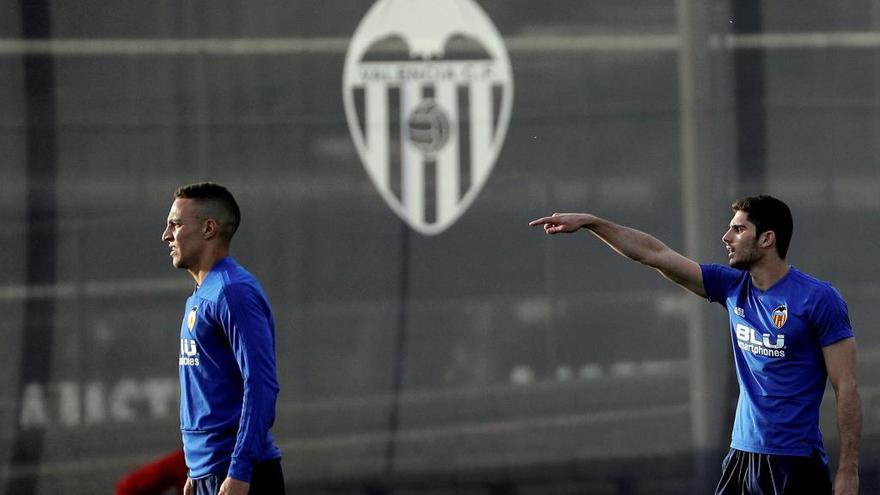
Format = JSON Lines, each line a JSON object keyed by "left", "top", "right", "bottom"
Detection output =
{"left": 2, "top": 1, "right": 880, "bottom": 494}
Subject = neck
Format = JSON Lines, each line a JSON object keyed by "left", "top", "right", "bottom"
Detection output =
{"left": 187, "top": 245, "right": 230, "bottom": 286}
{"left": 748, "top": 257, "right": 789, "bottom": 291}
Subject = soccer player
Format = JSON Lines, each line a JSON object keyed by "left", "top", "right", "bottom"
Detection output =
{"left": 529, "top": 196, "right": 860, "bottom": 494}
{"left": 162, "top": 183, "right": 284, "bottom": 495}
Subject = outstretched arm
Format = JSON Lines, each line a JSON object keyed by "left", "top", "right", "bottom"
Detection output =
{"left": 529, "top": 213, "right": 706, "bottom": 298}
{"left": 824, "top": 337, "right": 861, "bottom": 495}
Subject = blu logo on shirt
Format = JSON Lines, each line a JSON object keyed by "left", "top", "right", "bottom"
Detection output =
{"left": 735, "top": 323, "right": 786, "bottom": 358}
{"left": 179, "top": 339, "right": 200, "bottom": 366}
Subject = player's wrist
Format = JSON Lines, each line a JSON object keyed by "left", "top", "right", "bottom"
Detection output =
{"left": 836, "top": 462, "right": 859, "bottom": 476}
{"left": 577, "top": 214, "right": 598, "bottom": 229}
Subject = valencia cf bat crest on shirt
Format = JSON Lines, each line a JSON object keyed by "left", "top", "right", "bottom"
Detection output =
{"left": 771, "top": 305, "right": 788, "bottom": 329}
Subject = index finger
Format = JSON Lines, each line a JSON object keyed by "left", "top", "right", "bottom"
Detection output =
{"left": 529, "top": 213, "right": 560, "bottom": 227}
{"left": 528, "top": 216, "right": 556, "bottom": 227}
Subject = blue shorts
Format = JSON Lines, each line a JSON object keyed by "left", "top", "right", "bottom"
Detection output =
{"left": 191, "top": 458, "right": 285, "bottom": 495}
{"left": 714, "top": 448, "right": 831, "bottom": 495}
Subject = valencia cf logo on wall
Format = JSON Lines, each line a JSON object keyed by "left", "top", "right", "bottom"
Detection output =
{"left": 771, "top": 305, "right": 788, "bottom": 329}
{"left": 343, "top": 0, "right": 514, "bottom": 235}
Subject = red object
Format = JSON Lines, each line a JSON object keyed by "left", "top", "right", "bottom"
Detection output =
{"left": 115, "top": 449, "right": 188, "bottom": 495}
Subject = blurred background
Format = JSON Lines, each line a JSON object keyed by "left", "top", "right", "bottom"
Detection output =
{"left": 2, "top": 1, "right": 880, "bottom": 493}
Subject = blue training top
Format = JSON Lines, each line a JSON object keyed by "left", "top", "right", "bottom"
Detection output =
{"left": 701, "top": 264, "right": 853, "bottom": 461}
{"left": 178, "top": 256, "right": 282, "bottom": 481}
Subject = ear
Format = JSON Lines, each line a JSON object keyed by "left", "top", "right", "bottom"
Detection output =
{"left": 760, "top": 230, "right": 776, "bottom": 249}
{"left": 203, "top": 218, "right": 220, "bottom": 240}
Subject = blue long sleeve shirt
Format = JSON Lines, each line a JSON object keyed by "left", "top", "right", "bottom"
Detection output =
{"left": 178, "top": 257, "right": 282, "bottom": 481}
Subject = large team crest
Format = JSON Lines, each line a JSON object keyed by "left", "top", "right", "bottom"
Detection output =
{"left": 343, "top": 0, "right": 514, "bottom": 235}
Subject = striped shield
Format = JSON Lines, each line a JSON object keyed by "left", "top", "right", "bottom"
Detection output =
{"left": 771, "top": 305, "right": 788, "bottom": 329}
{"left": 343, "top": 0, "right": 514, "bottom": 235}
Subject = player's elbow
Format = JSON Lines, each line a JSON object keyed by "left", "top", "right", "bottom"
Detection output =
{"left": 838, "top": 377, "right": 860, "bottom": 394}
{"left": 634, "top": 243, "right": 667, "bottom": 269}
{"left": 831, "top": 374, "right": 860, "bottom": 399}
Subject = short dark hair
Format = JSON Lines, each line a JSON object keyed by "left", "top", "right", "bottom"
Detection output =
{"left": 174, "top": 182, "right": 241, "bottom": 242}
{"left": 732, "top": 195, "right": 793, "bottom": 259}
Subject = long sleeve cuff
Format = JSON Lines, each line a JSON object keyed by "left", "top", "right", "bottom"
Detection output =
{"left": 227, "top": 456, "right": 253, "bottom": 483}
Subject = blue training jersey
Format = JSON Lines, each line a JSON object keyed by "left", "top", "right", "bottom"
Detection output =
{"left": 700, "top": 264, "right": 853, "bottom": 460}
{"left": 178, "top": 256, "right": 281, "bottom": 481}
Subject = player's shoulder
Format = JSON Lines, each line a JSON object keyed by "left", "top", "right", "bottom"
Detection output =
{"left": 701, "top": 263, "right": 748, "bottom": 282}
{"left": 786, "top": 267, "right": 845, "bottom": 301}
{"left": 195, "top": 258, "right": 253, "bottom": 301}
{"left": 787, "top": 267, "right": 834, "bottom": 290}
{"left": 217, "top": 262, "right": 268, "bottom": 305}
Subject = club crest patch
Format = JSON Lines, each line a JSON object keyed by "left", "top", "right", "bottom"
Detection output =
{"left": 187, "top": 306, "right": 198, "bottom": 332}
{"left": 771, "top": 305, "right": 788, "bottom": 329}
